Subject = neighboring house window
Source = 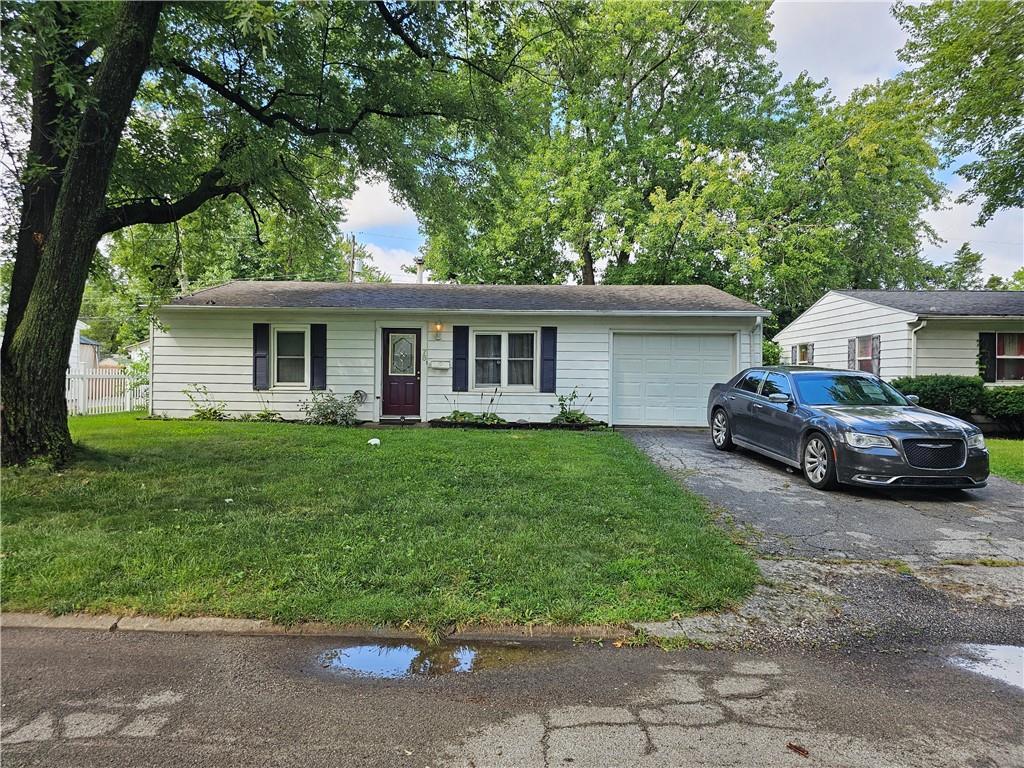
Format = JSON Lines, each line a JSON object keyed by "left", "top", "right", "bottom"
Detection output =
{"left": 273, "top": 326, "right": 308, "bottom": 386}
{"left": 855, "top": 335, "right": 874, "bottom": 373}
{"left": 996, "top": 332, "right": 1024, "bottom": 381}
{"left": 472, "top": 330, "right": 537, "bottom": 388}
{"left": 797, "top": 344, "right": 812, "bottom": 365}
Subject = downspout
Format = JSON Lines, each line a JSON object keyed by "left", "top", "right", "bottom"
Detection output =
{"left": 909, "top": 319, "right": 927, "bottom": 376}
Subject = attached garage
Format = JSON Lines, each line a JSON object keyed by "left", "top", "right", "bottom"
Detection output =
{"left": 612, "top": 333, "right": 736, "bottom": 426}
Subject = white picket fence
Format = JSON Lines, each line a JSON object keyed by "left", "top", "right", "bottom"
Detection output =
{"left": 66, "top": 370, "right": 148, "bottom": 415}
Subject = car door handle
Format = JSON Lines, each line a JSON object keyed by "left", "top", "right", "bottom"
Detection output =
{"left": 752, "top": 403, "right": 763, "bottom": 409}
{"left": 728, "top": 396, "right": 736, "bottom": 401}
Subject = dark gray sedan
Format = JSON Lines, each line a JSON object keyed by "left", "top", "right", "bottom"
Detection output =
{"left": 706, "top": 367, "right": 990, "bottom": 490}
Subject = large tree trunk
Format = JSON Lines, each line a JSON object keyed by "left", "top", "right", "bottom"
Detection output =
{"left": 2, "top": 7, "right": 78, "bottom": 359}
{"left": 1, "top": 1, "right": 163, "bottom": 465}
{"left": 580, "top": 239, "right": 596, "bottom": 285}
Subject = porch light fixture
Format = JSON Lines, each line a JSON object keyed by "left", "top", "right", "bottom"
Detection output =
{"left": 433, "top": 322, "right": 444, "bottom": 340}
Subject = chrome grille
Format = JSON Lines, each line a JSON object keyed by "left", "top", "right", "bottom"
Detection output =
{"left": 902, "top": 438, "right": 966, "bottom": 470}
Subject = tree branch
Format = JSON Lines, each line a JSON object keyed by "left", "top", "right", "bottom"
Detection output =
{"left": 172, "top": 58, "right": 454, "bottom": 135}
{"left": 374, "top": 2, "right": 431, "bottom": 60}
{"left": 99, "top": 166, "right": 243, "bottom": 233}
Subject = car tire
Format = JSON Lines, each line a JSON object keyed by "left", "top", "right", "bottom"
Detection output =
{"left": 711, "top": 408, "right": 735, "bottom": 452}
{"left": 802, "top": 432, "right": 838, "bottom": 490}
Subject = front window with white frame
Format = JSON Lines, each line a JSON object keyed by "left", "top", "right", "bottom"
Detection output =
{"left": 273, "top": 325, "right": 308, "bottom": 387}
{"left": 472, "top": 330, "right": 537, "bottom": 389}
{"left": 796, "top": 343, "right": 812, "bottom": 365}
{"left": 855, "top": 335, "right": 874, "bottom": 373}
{"left": 997, "top": 332, "right": 1024, "bottom": 381}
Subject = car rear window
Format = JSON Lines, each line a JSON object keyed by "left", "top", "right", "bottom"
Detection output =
{"left": 736, "top": 371, "right": 765, "bottom": 393}
{"left": 794, "top": 374, "right": 907, "bottom": 406}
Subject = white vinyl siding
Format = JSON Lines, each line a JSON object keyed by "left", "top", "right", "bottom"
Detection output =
{"left": 915, "top": 319, "right": 1024, "bottom": 384}
{"left": 153, "top": 309, "right": 762, "bottom": 422}
{"left": 774, "top": 291, "right": 916, "bottom": 380}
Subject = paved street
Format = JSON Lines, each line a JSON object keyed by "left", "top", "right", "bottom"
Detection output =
{"left": 624, "top": 428, "right": 1024, "bottom": 564}
{"left": 1, "top": 626, "right": 1021, "bottom": 767}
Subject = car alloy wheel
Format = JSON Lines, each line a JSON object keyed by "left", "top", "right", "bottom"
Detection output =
{"left": 712, "top": 411, "right": 729, "bottom": 446}
{"left": 803, "top": 435, "right": 836, "bottom": 489}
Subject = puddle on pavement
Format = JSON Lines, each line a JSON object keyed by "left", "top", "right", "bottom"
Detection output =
{"left": 317, "top": 641, "right": 555, "bottom": 679}
{"left": 948, "top": 644, "right": 1024, "bottom": 691}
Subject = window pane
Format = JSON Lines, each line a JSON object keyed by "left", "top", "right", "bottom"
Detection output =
{"left": 475, "top": 334, "right": 501, "bottom": 359}
{"left": 998, "top": 333, "right": 1022, "bottom": 357}
{"left": 798, "top": 345, "right": 809, "bottom": 363}
{"left": 857, "top": 359, "right": 874, "bottom": 373}
{"left": 508, "top": 359, "right": 534, "bottom": 385}
{"left": 475, "top": 359, "right": 500, "bottom": 386}
{"left": 277, "top": 331, "right": 305, "bottom": 357}
{"left": 857, "top": 335, "right": 872, "bottom": 358}
{"left": 277, "top": 357, "right": 305, "bottom": 383}
{"left": 508, "top": 333, "right": 534, "bottom": 359}
{"left": 997, "top": 358, "right": 1024, "bottom": 381}
{"left": 761, "top": 373, "right": 791, "bottom": 398}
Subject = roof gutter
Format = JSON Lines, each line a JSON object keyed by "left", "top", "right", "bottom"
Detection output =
{"left": 158, "top": 305, "right": 771, "bottom": 317}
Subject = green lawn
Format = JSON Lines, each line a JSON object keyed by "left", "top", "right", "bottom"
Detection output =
{"left": 1, "top": 414, "right": 757, "bottom": 629}
{"left": 988, "top": 438, "right": 1024, "bottom": 484}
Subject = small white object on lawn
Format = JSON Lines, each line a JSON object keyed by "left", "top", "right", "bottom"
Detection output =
{"left": 368, "top": 438, "right": 381, "bottom": 447}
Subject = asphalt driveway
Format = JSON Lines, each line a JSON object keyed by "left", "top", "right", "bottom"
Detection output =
{"left": 623, "top": 428, "right": 1024, "bottom": 565}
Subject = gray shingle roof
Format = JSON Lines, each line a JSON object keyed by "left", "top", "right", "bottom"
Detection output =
{"left": 168, "top": 281, "right": 768, "bottom": 314}
{"left": 836, "top": 290, "right": 1024, "bottom": 317}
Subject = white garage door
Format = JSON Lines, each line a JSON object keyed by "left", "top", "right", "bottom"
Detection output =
{"left": 612, "top": 334, "right": 735, "bottom": 426}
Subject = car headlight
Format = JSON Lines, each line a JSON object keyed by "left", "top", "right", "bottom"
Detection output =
{"left": 845, "top": 432, "right": 893, "bottom": 449}
{"left": 967, "top": 432, "right": 986, "bottom": 450}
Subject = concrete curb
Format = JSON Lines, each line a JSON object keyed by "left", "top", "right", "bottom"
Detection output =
{"left": 0, "top": 612, "right": 626, "bottom": 642}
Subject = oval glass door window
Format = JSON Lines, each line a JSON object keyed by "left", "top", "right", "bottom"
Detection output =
{"left": 389, "top": 334, "right": 416, "bottom": 376}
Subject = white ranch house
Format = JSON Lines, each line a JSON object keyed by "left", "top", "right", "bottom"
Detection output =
{"left": 774, "top": 290, "right": 1024, "bottom": 384}
{"left": 151, "top": 281, "right": 768, "bottom": 426}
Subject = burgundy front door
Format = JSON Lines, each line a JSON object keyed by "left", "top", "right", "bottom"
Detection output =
{"left": 382, "top": 328, "right": 421, "bottom": 417}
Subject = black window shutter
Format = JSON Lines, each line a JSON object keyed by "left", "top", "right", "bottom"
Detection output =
{"left": 807, "top": 343, "right": 814, "bottom": 365}
{"left": 253, "top": 323, "right": 270, "bottom": 390}
{"left": 847, "top": 338, "right": 857, "bottom": 370}
{"left": 979, "top": 332, "right": 997, "bottom": 382}
{"left": 310, "top": 324, "right": 327, "bottom": 390}
{"left": 790, "top": 345, "right": 797, "bottom": 365}
{"left": 871, "top": 334, "right": 881, "bottom": 375}
{"left": 540, "top": 326, "right": 557, "bottom": 393}
{"left": 452, "top": 325, "right": 469, "bottom": 391}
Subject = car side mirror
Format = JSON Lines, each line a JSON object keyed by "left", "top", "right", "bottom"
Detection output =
{"left": 768, "top": 393, "right": 792, "bottom": 405}
{"left": 905, "top": 394, "right": 920, "bottom": 405}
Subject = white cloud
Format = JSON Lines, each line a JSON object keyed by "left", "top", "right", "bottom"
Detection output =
{"left": 769, "top": 1, "right": 906, "bottom": 101}
{"left": 362, "top": 243, "right": 422, "bottom": 283}
{"left": 922, "top": 179, "right": 1024, "bottom": 278}
{"left": 341, "top": 178, "right": 419, "bottom": 230}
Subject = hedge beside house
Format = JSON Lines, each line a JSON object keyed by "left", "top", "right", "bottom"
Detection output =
{"left": 889, "top": 375, "right": 985, "bottom": 420}
{"left": 890, "top": 374, "right": 1024, "bottom": 434}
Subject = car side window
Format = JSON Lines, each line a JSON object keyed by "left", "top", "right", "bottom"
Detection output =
{"left": 760, "top": 373, "right": 792, "bottom": 399}
{"left": 736, "top": 371, "right": 765, "bottom": 394}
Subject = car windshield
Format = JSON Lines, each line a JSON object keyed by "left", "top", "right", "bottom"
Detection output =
{"left": 793, "top": 374, "right": 908, "bottom": 406}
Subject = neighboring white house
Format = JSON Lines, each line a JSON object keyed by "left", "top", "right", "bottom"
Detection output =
{"left": 69, "top": 321, "right": 101, "bottom": 371}
{"left": 152, "top": 281, "right": 768, "bottom": 426}
{"left": 774, "top": 290, "right": 1024, "bottom": 385}
{"left": 125, "top": 338, "right": 151, "bottom": 362}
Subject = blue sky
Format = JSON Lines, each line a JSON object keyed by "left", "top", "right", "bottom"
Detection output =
{"left": 343, "top": 1, "right": 1023, "bottom": 283}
